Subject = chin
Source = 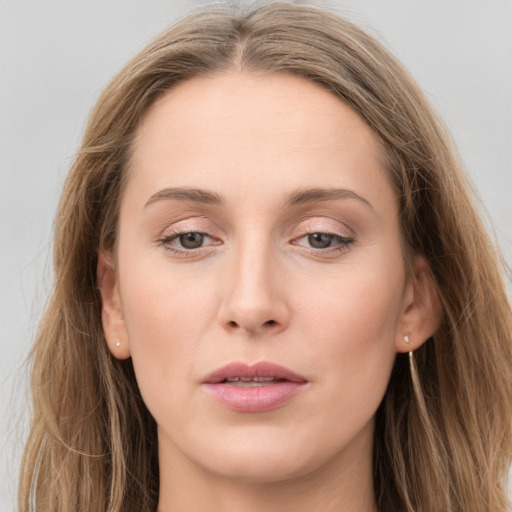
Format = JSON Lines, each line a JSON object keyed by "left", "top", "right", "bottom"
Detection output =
{"left": 205, "top": 454, "right": 314, "bottom": 484}
{"left": 188, "top": 429, "right": 335, "bottom": 484}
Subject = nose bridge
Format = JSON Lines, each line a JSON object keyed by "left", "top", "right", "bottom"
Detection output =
{"left": 219, "top": 229, "right": 288, "bottom": 334}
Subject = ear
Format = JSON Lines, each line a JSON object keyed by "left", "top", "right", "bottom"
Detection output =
{"left": 396, "top": 255, "right": 442, "bottom": 353}
{"left": 97, "top": 250, "right": 131, "bottom": 359}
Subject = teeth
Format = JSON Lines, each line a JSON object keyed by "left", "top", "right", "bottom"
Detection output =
{"left": 224, "top": 377, "right": 280, "bottom": 384}
{"left": 225, "top": 377, "right": 278, "bottom": 382}
{"left": 228, "top": 381, "right": 278, "bottom": 387}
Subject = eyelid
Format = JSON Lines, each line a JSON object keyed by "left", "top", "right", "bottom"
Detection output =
{"left": 288, "top": 217, "right": 356, "bottom": 255}
{"left": 292, "top": 216, "right": 354, "bottom": 237}
{"left": 155, "top": 216, "right": 223, "bottom": 256}
{"left": 156, "top": 215, "right": 221, "bottom": 239}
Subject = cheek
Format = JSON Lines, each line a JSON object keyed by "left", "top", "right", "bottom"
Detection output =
{"left": 120, "top": 250, "right": 216, "bottom": 338}
{"left": 117, "top": 257, "right": 218, "bottom": 402}
{"left": 295, "top": 261, "right": 404, "bottom": 401}
{"left": 301, "top": 263, "right": 404, "bottom": 344}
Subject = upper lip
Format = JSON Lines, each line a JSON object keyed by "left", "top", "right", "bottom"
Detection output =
{"left": 203, "top": 361, "right": 308, "bottom": 384}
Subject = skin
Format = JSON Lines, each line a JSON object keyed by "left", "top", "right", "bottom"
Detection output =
{"left": 99, "top": 72, "right": 439, "bottom": 512}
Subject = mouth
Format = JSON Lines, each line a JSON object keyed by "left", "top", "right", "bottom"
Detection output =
{"left": 216, "top": 376, "right": 288, "bottom": 387}
{"left": 203, "top": 361, "right": 308, "bottom": 384}
{"left": 202, "top": 361, "right": 308, "bottom": 412}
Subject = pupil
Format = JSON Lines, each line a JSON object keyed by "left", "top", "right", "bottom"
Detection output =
{"left": 180, "top": 233, "right": 204, "bottom": 249}
{"left": 308, "top": 233, "right": 332, "bottom": 249}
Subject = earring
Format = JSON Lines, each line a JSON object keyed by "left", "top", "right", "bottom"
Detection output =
{"left": 404, "top": 335, "right": 410, "bottom": 344}
{"left": 115, "top": 339, "right": 120, "bottom": 347}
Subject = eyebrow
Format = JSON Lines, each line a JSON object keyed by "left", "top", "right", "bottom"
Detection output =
{"left": 144, "top": 187, "right": 224, "bottom": 208}
{"left": 144, "top": 186, "right": 373, "bottom": 210}
{"left": 285, "top": 188, "right": 374, "bottom": 210}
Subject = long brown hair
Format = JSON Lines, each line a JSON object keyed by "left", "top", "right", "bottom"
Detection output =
{"left": 19, "top": 2, "right": 512, "bottom": 511}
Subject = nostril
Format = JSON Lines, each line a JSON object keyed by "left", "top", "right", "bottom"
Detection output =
{"left": 224, "top": 317, "right": 281, "bottom": 332}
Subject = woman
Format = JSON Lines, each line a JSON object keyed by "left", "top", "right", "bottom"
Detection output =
{"left": 19, "top": 2, "right": 512, "bottom": 511}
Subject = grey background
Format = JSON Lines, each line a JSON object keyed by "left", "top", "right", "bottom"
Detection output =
{"left": 1, "top": 1, "right": 511, "bottom": 510}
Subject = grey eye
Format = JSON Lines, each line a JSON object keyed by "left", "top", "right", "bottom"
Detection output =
{"left": 179, "top": 232, "right": 204, "bottom": 249}
{"left": 308, "top": 233, "right": 334, "bottom": 248}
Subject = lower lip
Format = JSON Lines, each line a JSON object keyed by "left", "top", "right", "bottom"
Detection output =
{"left": 203, "top": 381, "right": 306, "bottom": 412}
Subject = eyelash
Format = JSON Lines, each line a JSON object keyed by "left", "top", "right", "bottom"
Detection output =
{"left": 157, "top": 229, "right": 354, "bottom": 257}
{"left": 293, "top": 230, "right": 354, "bottom": 254}
{"left": 157, "top": 230, "right": 216, "bottom": 257}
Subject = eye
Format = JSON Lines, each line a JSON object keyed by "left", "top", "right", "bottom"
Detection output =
{"left": 176, "top": 232, "right": 205, "bottom": 249}
{"left": 307, "top": 233, "right": 340, "bottom": 249}
{"left": 157, "top": 230, "right": 219, "bottom": 255}
{"left": 292, "top": 231, "right": 354, "bottom": 252}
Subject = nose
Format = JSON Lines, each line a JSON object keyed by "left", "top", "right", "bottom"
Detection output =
{"left": 217, "top": 239, "right": 290, "bottom": 336}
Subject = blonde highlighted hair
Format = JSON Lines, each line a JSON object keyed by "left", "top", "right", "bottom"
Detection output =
{"left": 19, "top": 2, "right": 512, "bottom": 511}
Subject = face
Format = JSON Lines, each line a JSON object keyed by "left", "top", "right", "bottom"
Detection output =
{"left": 100, "top": 72, "right": 433, "bottom": 484}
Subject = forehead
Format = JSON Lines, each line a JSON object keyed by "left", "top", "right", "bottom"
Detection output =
{"left": 133, "top": 71, "right": 384, "bottom": 158}
{"left": 126, "top": 71, "right": 393, "bottom": 212}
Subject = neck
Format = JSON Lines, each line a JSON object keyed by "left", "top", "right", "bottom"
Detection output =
{"left": 156, "top": 423, "right": 377, "bottom": 512}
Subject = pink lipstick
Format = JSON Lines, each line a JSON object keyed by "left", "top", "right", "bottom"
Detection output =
{"left": 202, "top": 361, "right": 308, "bottom": 412}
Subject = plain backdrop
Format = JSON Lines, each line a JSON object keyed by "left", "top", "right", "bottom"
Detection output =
{"left": 1, "top": 1, "right": 511, "bottom": 510}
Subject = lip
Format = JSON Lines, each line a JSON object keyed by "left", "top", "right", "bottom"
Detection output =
{"left": 202, "top": 361, "right": 308, "bottom": 413}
